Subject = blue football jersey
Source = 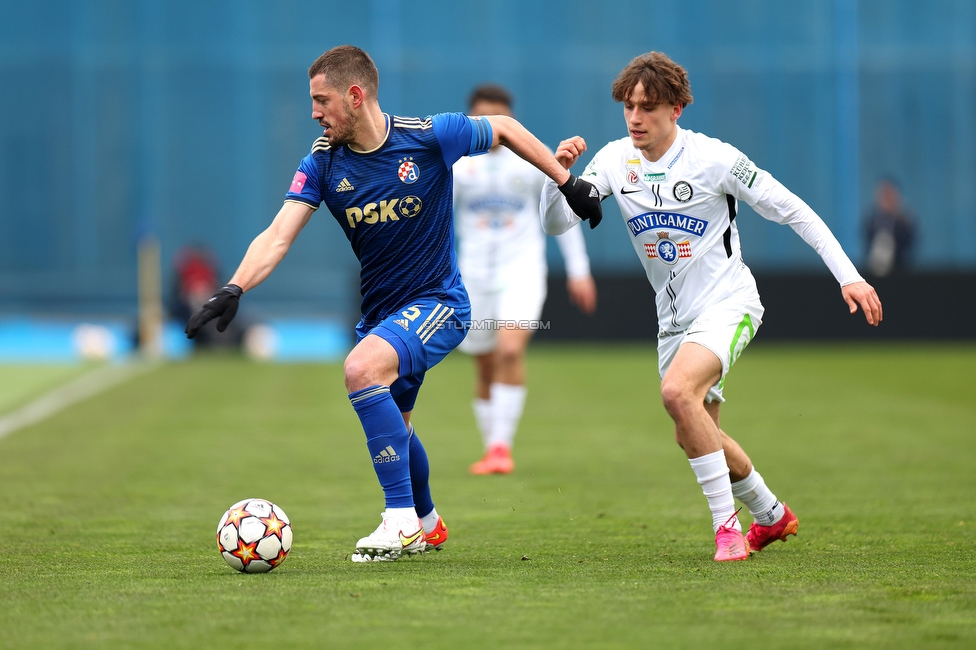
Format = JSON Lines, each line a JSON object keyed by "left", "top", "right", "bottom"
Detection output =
{"left": 285, "top": 112, "right": 492, "bottom": 326}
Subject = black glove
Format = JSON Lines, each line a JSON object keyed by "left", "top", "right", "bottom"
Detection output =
{"left": 185, "top": 284, "right": 243, "bottom": 339}
{"left": 558, "top": 174, "right": 603, "bottom": 229}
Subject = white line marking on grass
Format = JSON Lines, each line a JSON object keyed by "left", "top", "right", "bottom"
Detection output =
{"left": 0, "top": 360, "right": 159, "bottom": 441}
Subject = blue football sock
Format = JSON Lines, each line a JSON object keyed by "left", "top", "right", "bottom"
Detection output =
{"left": 349, "top": 385, "right": 414, "bottom": 509}
{"left": 407, "top": 425, "right": 434, "bottom": 519}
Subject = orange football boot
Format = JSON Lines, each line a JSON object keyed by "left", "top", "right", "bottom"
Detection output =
{"left": 747, "top": 503, "right": 799, "bottom": 553}
{"left": 424, "top": 517, "right": 449, "bottom": 551}
{"left": 469, "top": 444, "right": 515, "bottom": 475}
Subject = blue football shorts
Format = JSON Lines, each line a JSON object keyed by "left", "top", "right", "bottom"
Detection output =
{"left": 356, "top": 297, "right": 471, "bottom": 412}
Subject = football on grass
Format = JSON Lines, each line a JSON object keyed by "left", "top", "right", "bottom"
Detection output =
{"left": 216, "top": 498, "right": 292, "bottom": 573}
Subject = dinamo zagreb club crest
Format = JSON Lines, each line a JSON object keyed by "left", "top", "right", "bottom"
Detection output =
{"left": 398, "top": 158, "right": 420, "bottom": 184}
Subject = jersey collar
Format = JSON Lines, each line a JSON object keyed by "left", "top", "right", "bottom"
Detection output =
{"left": 347, "top": 113, "right": 391, "bottom": 155}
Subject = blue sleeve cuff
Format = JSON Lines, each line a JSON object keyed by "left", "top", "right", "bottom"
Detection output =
{"left": 468, "top": 116, "right": 492, "bottom": 156}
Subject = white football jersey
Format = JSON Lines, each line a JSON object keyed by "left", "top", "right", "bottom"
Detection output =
{"left": 542, "top": 126, "right": 862, "bottom": 333}
{"left": 454, "top": 146, "right": 589, "bottom": 288}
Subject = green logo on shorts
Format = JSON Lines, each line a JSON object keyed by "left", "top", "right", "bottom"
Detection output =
{"left": 718, "top": 315, "right": 756, "bottom": 392}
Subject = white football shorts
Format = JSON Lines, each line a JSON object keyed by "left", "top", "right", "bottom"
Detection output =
{"left": 458, "top": 272, "right": 547, "bottom": 356}
{"left": 657, "top": 287, "right": 765, "bottom": 403}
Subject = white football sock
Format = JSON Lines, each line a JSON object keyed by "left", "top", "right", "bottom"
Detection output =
{"left": 688, "top": 449, "right": 740, "bottom": 533}
{"left": 473, "top": 398, "right": 492, "bottom": 449}
{"left": 731, "top": 469, "right": 783, "bottom": 527}
{"left": 488, "top": 382, "right": 526, "bottom": 450}
{"left": 420, "top": 507, "right": 440, "bottom": 534}
{"left": 385, "top": 507, "right": 419, "bottom": 531}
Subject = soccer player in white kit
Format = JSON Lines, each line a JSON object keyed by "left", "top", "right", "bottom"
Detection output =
{"left": 454, "top": 85, "right": 597, "bottom": 474}
{"left": 541, "top": 52, "right": 883, "bottom": 561}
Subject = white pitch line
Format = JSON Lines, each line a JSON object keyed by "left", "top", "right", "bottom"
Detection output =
{"left": 0, "top": 360, "right": 159, "bottom": 441}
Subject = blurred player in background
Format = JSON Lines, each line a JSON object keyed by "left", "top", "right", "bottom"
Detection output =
{"left": 185, "top": 45, "right": 602, "bottom": 562}
{"left": 454, "top": 85, "right": 597, "bottom": 475}
{"left": 542, "top": 51, "right": 882, "bottom": 562}
{"left": 863, "top": 176, "right": 917, "bottom": 276}
{"left": 170, "top": 245, "right": 246, "bottom": 350}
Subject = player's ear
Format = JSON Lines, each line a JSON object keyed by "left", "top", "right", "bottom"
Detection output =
{"left": 349, "top": 85, "right": 366, "bottom": 108}
{"left": 672, "top": 103, "right": 683, "bottom": 121}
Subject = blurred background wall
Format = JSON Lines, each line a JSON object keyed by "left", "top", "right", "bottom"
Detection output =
{"left": 1, "top": 0, "right": 974, "bottom": 333}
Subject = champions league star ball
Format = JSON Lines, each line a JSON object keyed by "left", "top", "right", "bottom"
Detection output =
{"left": 216, "top": 498, "right": 293, "bottom": 573}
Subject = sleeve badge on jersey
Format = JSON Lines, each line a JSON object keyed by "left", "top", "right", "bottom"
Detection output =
{"left": 729, "top": 154, "right": 759, "bottom": 188}
{"left": 289, "top": 171, "right": 308, "bottom": 194}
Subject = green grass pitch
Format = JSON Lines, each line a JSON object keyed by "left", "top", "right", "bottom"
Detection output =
{"left": 0, "top": 342, "right": 974, "bottom": 649}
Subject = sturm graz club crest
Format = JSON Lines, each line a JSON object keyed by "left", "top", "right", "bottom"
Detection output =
{"left": 673, "top": 181, "right": 693, "bottom": 202}
{"left": 397, "top": 158, "right": 420, "bottom": 184}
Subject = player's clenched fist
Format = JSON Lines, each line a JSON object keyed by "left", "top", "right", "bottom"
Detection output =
{"left": 555, "top": 136, "right": 587, "bottom": 169}
{"left": 558, "top": 174, "right": 603, "bottom": 229}
{"left": 185, "top": 284, "right": 243, "bottom": 338}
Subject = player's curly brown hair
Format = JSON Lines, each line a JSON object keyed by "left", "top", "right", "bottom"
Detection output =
{"left": 308, "top": 45, "right": 379, "bottom": 97}
{"left": 611, "top": 52, "right": 693, "bottom": 108}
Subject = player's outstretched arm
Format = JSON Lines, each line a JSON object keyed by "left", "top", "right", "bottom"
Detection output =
{"left": 226, "top": 201, "right": 313, "bottom": 292}
{"left": 185, "top": 201, "right": 313, "bottom": 338}
{"left": 841, "top": 281, "right": 883, "bottom": 326}
{"left": 486, "top": 116, "right": 602, "bottom": 227}
{"left": 485, "top": 115, "right": 570, "bottom": 184}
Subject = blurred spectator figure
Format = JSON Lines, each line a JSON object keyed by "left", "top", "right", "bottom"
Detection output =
{"left": 863, "top": 177, "right": 917, "bottom": 276}
{"left": 171, "top": 246, "right": 245, "bottom": 349}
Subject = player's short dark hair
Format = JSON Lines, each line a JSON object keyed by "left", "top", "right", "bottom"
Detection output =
{"left": 308, "top": 45, "right": 379, "bottom": 97}
{"left": 468, "top": 84, "right": 513, "bottom": 110}
{"left": 611, "top": 52, "right": 693, "bottom": 108}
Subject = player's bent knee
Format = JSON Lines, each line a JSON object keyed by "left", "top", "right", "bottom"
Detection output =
{"left": 343, "top": 355, "right": 382, "bottom": 392}
{"left": 660, "top": 380, "right": 689, "bottom": 415}
{"left": 342, "top": 359, "right": 363, "bottom": 392}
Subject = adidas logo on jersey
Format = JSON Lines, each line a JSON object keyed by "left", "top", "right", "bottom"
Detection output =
{"left": 373, "top": 446, "right": 400, "bottom": 464}
{"left": 393, "top": 318, "right": 410, "bottom": 331}
{"left": 335, "top": 178, "right": 355, "bottom": 192}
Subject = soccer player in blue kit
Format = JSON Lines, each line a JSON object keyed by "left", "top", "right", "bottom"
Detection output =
{"left": 185, "top": 45, "right": 603, "bottom": 562}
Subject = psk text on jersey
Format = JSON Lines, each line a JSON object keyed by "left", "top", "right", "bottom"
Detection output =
{"left": 345, "top": 196, "right": 422, "bottom": 228}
